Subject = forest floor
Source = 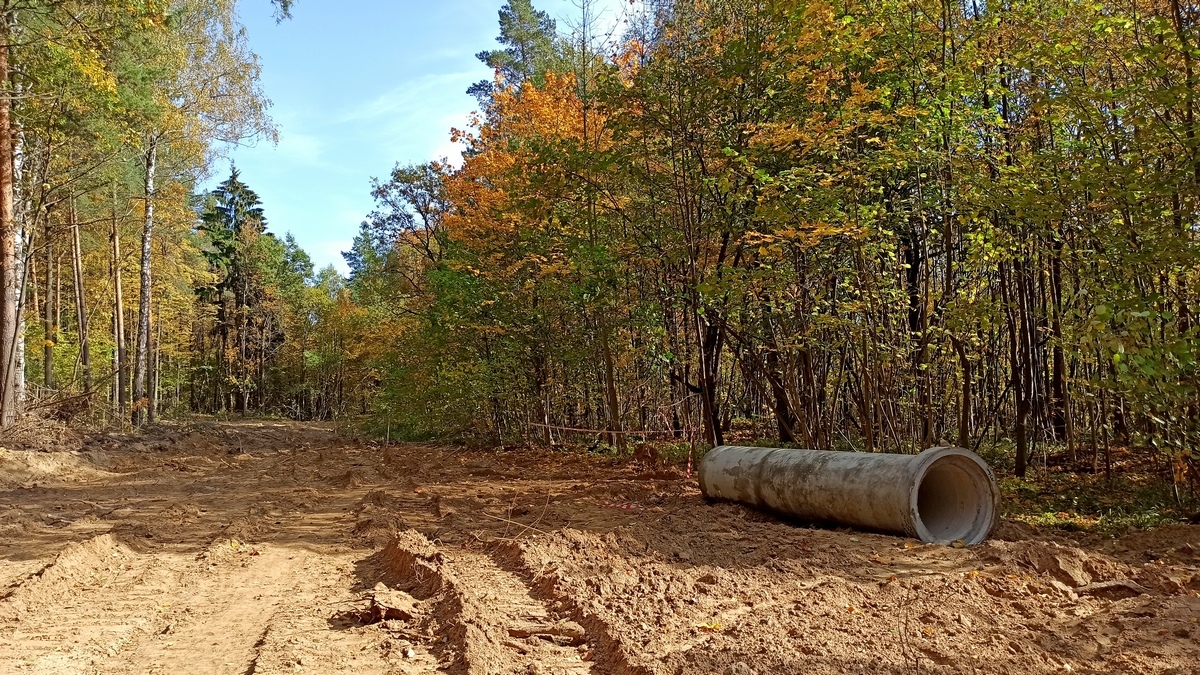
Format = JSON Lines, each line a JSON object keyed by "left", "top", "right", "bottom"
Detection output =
{"left": 0, "top": 420, "right": 1198, "bottom": 675}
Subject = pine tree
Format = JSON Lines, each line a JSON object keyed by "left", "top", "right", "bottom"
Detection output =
{"left": 467, "top": 0, "right": 559, "bottom": 105}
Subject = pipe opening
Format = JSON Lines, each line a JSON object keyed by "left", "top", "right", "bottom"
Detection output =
{"left": 915, "top": 454, "right": 995, "bottom": 544}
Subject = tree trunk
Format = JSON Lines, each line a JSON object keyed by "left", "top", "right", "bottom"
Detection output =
{"left": 1048, "top": 242, "right": 1075, "bottom": 461}
{"left": 696, "top": 313, "right": 724, "bottom": 447}
{"left": 111, "top": 183, "right": 128, "bottom": 416}
{"left": 70, "top": 194, "right": 90, "bottom": 392}
{"left": 132, "top": 137, "right": 156, "bottom": 426}
{"left": 42, "top": 209, "right": 52, "bottom": 389}
{"left": 11, "top": 71, "right": 25, "bottom": 413}
{"left": 0, "top": 14, "right": 18, "bottom": 427}
{"left": 1002, "top": 260, "right": 1029, "bottom": 479}
{"left": 766, "top": 347, "right": 796, "bottom": 444}
{"left": 148, "top": 302, "right": 158, "bottom": 424}
{"left": 258, "top": 327, "right": 264, "bottom": 412}
{"left": 600, "top": 317, "right": 625, "bottom": 451}
{"left": 216, "top": 300, "right": 225, "bottom": 412}
{"left": 239, "top": 278, "right": 247, "bottom": 416}
{"left": 11, "top": 216, "right": 22, "bottom": 412}
{"left": 951, "top": 334, "right": 972, "bottom": 450}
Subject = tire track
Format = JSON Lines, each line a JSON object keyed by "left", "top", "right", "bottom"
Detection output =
{"left": 241, "top": 552, "right": 421, "bottom": 675}
{"left": 0, "top": 534, "right": 176, "bottom": 674}
{"left": 0, "top": 533, "right": 314, "bottom": 675}
{"left": 490, "top": 539, "right": 655, "bottom": 675}
{"left": 104, "top": 544, "right": 307, "bottom": 675}
{"left": 373, "top": 530, "right": 594, "bottom": 674}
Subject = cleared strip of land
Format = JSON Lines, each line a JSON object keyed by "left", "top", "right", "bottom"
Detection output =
{"left": 1, "top": 420, "right": 1197, "bottom": 674}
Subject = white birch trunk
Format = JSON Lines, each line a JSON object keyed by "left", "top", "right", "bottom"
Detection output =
{"left": 132, "top": 137, "right": 157, "bottom": 426}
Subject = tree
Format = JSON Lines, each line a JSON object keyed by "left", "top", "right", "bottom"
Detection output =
{"left": 0, "top": 0, "right": 289, "bottom": 428}
{"left": 1, "top": 0, "right": 167, "bottom": 426}
{"left": 467, "top": 0, "right": 559, "bottom": 105}
{"left": 339, "top": 0, "right": 1198, "bottom": 514}
{"left": 128, "top": 0, "right": 275, "bottom": 425}
{"left": 196, "top": 167, "right": 268, "bottom": 414}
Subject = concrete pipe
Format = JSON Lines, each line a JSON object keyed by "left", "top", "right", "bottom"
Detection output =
{"left": 698, "top": 446, "right": 999, "bottom": 545}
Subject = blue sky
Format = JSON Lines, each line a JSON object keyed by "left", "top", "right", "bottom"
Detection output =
{"left": 224, "top": 0, "right": 626, "bottom": 275}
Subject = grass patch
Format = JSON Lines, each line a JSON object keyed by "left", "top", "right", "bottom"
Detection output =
{"left": 1000, "top": 469, "right": 1190, "bottom": 536}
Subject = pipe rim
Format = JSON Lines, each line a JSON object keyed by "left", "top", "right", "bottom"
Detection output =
{"left": 909, "top": 446, "right": 1000, "bottom": 545}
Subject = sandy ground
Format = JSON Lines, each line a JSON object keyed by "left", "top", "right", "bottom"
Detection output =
{"left": 0, "top": 420, "right": 1198, "bottom": 675}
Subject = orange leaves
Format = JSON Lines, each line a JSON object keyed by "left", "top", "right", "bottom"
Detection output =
{"left": 468, "top": 72, "right": 588, "bottom": 151}
{"left": 444, "top": 71, "right": 600, "bottom": 277}
{"left": 614, "top": 41, "right": 645, "bottom": 87}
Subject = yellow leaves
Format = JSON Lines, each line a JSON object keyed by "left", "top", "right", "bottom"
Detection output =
{"left": 46, "top": 42, "right": 119, "bottom": 98}
{"left": 740, "top": 220, "right": 861, "bottom": 259}
{"left": 1172, "top": 450, "right": 1191, "bottom": 486}
{"left": 484, "top": 72, "right": 590, "bottom": 145}
{"left": 698, "top": 621, "right": 723, "bottom": 633}
{"left": 778, "top": 222, "right": 853, "bottom": 247}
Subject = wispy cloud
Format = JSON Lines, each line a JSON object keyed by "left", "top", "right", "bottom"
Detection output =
{"left": 268, "top": 131, "right": 324, "bottom": 166}
{"left": 337, "top": 71, "right": 480, "bottom": 124}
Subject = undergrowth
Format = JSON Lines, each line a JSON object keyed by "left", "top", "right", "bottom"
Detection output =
{"left": 992, "top": 442, "right": 1196, "bottom": 535}
{"left": 1000, "top": 470, "right": 1191, "bottom": 535}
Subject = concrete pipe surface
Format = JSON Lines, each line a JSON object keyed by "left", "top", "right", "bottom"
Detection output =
{"left": 698, "top": 445, "right": 1000, "bottom": 545}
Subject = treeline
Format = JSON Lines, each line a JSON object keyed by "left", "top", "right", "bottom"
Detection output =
{"left": 0, "top": 0, "right": 334, "bottom": 429}
{"left": 189, "top": 170, "right": 368, "bottom": 420}
{"left": 347, "top": 0, "right": 1199, "bottom": 485}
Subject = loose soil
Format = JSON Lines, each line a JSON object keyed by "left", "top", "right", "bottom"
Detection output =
{"left": 1, "top": 420, "right": 1197, "bottom": 674}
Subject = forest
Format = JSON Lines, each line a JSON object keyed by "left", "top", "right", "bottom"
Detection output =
{"left": 0, "top": 1, "right": 1198, "bottom": 673}
{"left": 2, "top": 0, "right": 1200, "bottom": 499}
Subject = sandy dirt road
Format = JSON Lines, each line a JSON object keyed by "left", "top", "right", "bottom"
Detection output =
{"left": 1, "top": 420, "right": 1198, "bottom": 674}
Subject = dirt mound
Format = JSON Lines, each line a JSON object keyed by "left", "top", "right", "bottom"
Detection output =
{"left": 980, "top": 539, "right": 1130, "bottom": 587}
{"left": 352, "top": 490, "right": 411, "bottom": 546}
{"left": 977, "top": 537, "right": 1200, "bottom": 602}
{"left": 492, "top": 533, "right": 654, "bottom": 675}
{"left": 219, "top": 515, "right": 274, "bottom": 543}
{"left": 327, "top": 468, "right": 369, "bottom": 488}
{"left": 0, "top": 447, "right": 113, "bottom": 488}
{"left": 371, "top": 529, "right": 446, "bottom": 597}
{"left": 489, "top": 523, "right": 1200, "bottom": 674}
{"left": 195, "top": 537, "right": 256, "bottom": 569}
{"left": 0, "top": 534, "right": 135, "bottom": 621}
{"left": 369, "top": 530, "right": 593, "bottom": 674}
{"left": 0, "top": 507, "right": 42, "bottom": 538}
{"left": 1100, "top": 524, "right": 1200, "bottom": 563}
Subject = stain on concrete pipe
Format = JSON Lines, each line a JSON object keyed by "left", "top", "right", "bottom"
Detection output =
{"left": 698, "top": 446, "right": 999, "bottom": 545}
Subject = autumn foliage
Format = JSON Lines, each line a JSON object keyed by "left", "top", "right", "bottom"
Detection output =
{"left": 343, "top": 0, "right": 1199, "bottom": 517}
